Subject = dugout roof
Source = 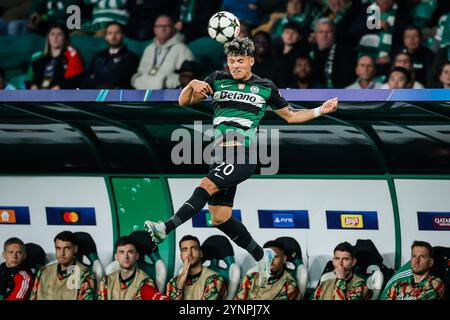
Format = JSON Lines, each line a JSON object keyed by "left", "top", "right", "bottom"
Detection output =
{"left": 1, "top": 89, "right": 449, "bottom": 175}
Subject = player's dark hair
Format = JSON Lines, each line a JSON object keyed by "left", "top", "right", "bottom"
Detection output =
{"left": 404, "top": 25, "right": 422, "bottom": 39}
{"left": 334, "top": 241, "right": 355, "bottom": 258}
{"left": 263, "top": 240, "right": 287, "bottom": 255}
{"left": 115, "top": 236, "right": 137, "bottom": 252}
{"left": 224, "top": 37, "right": 255, "bottom": 57}
{"left": 179, "top": 235, "right": 201, "bottom": 249}
{"left": 54, "top": 231, "right": 77, "bottom": 246}
{"left": 389, "top": 66, "right": 412, "bottom": 84}
{"left": 105, "top": 21, "right": 124, "bottom": 32}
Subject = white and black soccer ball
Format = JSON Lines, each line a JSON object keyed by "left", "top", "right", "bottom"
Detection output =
{"left": 207, "top": 11, "right": 240, "bottom": 44}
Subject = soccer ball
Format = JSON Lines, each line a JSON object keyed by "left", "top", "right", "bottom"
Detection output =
{"left": 207, "top": 11, "right": 240, "bottom": 44}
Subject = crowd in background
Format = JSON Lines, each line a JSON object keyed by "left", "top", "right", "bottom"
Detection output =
{"left": 1, "top": 0, "right": 450, "bottom": 90}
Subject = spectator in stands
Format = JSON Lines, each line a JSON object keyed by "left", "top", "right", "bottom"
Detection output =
{"left": 239, "top": 21, "right": 253, "bottom": 39}
{"left": 311, "top": 0, "right": 367, "bottom": 47}
{"left": 288, "top": 55, "right": 322, "bottom": 88}
{"left": 174, "top": 0, "right": 221, "bottom": 43}
{"left": 253, "top": 31, "right": 288, "bottom": 88}
{"left": 235, "top": 240, "right": 299, "bottom": 300}
{"left": 267, "top": 0, "right": 317, "bottom": 40}
{"left": 0, "top": 237, "right": 33, "bottom": 300}
{"left": 312, "top": 242, "right": 371, "bottom": 300}
{"left": 28, "top": 23, "right": 84, "bottom": 89}
{"left": 438, "top": 61, "right": 450, "bottom": 88}
{"left": 175, "top": 60, "right": 198, "bottom": 89}
{"left": 258, "top": 0, "right": 289, "bottom": 25}
{"left": 131, "top": 15, "right": 194, "bottom": 90}
{"left": 83, "top": 22, "right": 139, "bottom": 89}
{"left": 0, "top": 0, "right": 32, "bottom": 36}
{"left": 30, "top": 231, "right": 95, "bottom": 300}
{"left": 125, "top": 1, "right": 176, "bottom": 41}
{"left": 434, "top": 11, "right": 450, "bottom": 50}
{"left": 397, "top": 26, "right": 434, "bottom": 86}
{"left": 428, "top": 44, "right": 450, "bottom": 87}
{"left": 166, "top": 235, "right": 227, "bottom": 300}
{"left": 223, "top": 0, "right": 262, "bottom": 30}
{"left": 408, "top": 0, "right": 437, "bottom": 29}
{"left": 0, "top": 68, "right": 17, "bottom": 90}
{"left": 276, "top": 21, "right": 310, "bottom": 75}
{"left": 346, "top": 55, "right": 383, "bottom": 89}
{"left": 385, "top": 241, "right": 445, "bottom": 300}
{"left": 28, "top": 0, "right": 79, "bottom": 35}
{"left": 392, "top": 52, "right": 424, "bottom": 88}
{"left": 82, "top": 0, "right": 129, "bottom": 37}
{"left": 98, "top": 236, "right": 157, "bottom": 300}
{"left": 358, "top": 0, "right": 414, "bottom": 77}
{"left": 309, "top": 18, "right": 356, "bottom": 88}
{"left": 381, "top": 66, "right": 411, "bottom": 89}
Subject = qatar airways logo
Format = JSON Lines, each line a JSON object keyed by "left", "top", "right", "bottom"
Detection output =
{"left": 432, "top": 215, "right": 450, "bottom": 230}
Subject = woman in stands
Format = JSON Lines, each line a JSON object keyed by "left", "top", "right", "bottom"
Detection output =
{"left": 28, "top": 23, "right": 84, "bottom": 90}
{"left": 381, "top": 66, "right": 411, "bottom": 89}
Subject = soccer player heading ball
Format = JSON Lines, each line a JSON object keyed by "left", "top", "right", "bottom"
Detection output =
{"left": 145, "top": 37, "right": 338, "bottom": 287}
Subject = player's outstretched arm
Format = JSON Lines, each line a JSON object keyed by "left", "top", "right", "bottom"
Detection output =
{"left": 273, "top": 97, "right": 338, "bottom": 124}
{"left": 178, "top": 79, "right": 213, "bottom": 106}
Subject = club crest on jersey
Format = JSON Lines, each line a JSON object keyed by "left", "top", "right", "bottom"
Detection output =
{"left": 250, "top": 85, "right": 259, "bottom": 93}
{"left": 238, "top": 83, "right": 245, "bottom": 90}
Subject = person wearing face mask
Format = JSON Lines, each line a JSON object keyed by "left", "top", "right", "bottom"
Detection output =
{"left": 0, "top": 238, "right": 33, "bottom": 300}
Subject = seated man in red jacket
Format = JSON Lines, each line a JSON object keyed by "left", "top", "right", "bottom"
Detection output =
{"left": 0, "top": 237, "right": 33, "bottom": 300}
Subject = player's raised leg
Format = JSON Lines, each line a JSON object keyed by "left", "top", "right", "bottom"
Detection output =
{"left": 144, "top": 177, "right": 218, "bottom": 243}
{"left": 208, "top": 202, "right": 275, "bottom": 287}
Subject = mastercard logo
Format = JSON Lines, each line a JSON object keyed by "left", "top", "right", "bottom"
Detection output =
{"left": 63, "top": 211, "right": 80, "bottom": 223}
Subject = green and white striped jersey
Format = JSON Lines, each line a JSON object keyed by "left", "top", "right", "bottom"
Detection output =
{"left": 204, "top": 71, "right": 289, "bottom": 147}
{"left": 84, "top": 0, "right": 129, "bottom": 28}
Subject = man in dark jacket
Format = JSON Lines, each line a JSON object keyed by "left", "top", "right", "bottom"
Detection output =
{"left": 0, "top": 237, "right": 33, "bottom": 300}
{"left": 83, "top": 22, "right": 139, "bottom": 89}
{"left": 309, "top": 18, "right": 356, "bottom": 88}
